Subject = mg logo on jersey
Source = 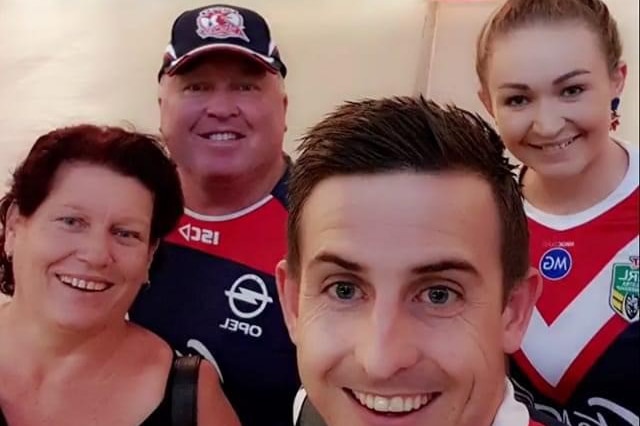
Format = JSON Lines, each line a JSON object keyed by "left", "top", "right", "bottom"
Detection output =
{"left": 179, "top": 223, "right": 220, "bottom": 245}
{"left": 539, "top": 247, "right": 572, "bottom": 281}
{"left": 220, "top": 274, "right": 274, "bottom": 338}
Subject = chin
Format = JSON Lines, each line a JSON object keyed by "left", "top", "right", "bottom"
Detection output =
{"left": 534, "top": 161, "right": 589, "bottom": 180}
{"left": 48, "top": 310, "right": 114, "bottom": 333}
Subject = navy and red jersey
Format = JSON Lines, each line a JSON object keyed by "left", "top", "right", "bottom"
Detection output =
{"left": 129, "top": 172, "right": 300, "bottom": 426}
{"left": 511, "top": 142, "right": 639, "bottom": 426}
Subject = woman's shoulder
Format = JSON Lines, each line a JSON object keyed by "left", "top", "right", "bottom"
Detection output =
{"left": 125, "top": 322, "right": 174, "bottom": 365}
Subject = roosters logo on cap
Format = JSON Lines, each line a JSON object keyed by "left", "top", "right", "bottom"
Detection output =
{"left": 196, "top": 6, "right": 250, "bottom": 42}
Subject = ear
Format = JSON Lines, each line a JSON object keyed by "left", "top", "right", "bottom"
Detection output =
{"left": 147, "top": 242, "right": 159, "bottom": 267}
{"left": 140, "top": 242, "right": 159, "bottom": 284}
{"left": 157, "top": 83, "right": 163, "bottom": 107}
{"left": 478, "top": 88, "right": 494, "bottom": 118}
{"left": 282, "top": 93, "right": 289, "bottom": 133}
{"left": 611, "top": 61, "right": 627, "bottom": 98}
{"left": 157, "top": 76, "right": 169, "bottom": 108}
{"left": 275, "top": 259, "right": 300, "bottom": 344}
{"left": 502, "top": 267, "right": 542, "bottom": 354}
{"left": 3, "top": 203, "right": 22, "bottom": 257}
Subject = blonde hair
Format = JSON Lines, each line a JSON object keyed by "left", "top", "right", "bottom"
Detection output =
{"left": 476, "top": 0, "right": 622, "bottom": 87}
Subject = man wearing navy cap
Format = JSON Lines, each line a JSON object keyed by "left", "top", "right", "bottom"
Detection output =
{"left": 129, "top": 5, "right": 299, "bottom": 426}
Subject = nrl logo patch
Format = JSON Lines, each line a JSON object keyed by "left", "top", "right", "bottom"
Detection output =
{"left": 196, "top": 6, "right": 250, "bottom": 42}
{"left": 609, "top": 256, "right": 639, "bottom": 323}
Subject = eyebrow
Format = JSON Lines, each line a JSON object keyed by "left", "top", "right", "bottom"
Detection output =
{"left": 552, "top": 69, "right": 590, "bottom": 85}
{"left": 60, "top": 204, "right": 150, "bottom": 227}
{"left": 310, "top": 252, "right": 479, "bottom": 277}
{"left": 411, "top": 260, "right": 479, "bottom": 277}
{"left": 498, "top": 69, "right": 591, "bottom": 90}
{"left": 312, "top": 253, "right": 363, "bottom": 272}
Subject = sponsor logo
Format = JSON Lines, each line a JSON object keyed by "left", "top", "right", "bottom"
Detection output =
{"left": 224, "top": 274, "right": 273, "bottom": 319}
{"left": 220, "top": 274, "right": 274, "bottom": 338}
{"left": 196, "top": 6, "right": 250, "bottom": 42}
{"left": 178, "top": 223, "right": 220, "bottom": 245}
{"left": 539, "top": 247, "right": 572, "bottom": 281}
{"left": 610, "top": 256, "right": 639, "bottom": 323}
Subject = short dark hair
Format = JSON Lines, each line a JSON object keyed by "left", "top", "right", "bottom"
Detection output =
{"left": 0, "top": 124, "right": 184, "bottom": 296}
{"left": 287, "top": 96, "right": 529, "bottom": 298}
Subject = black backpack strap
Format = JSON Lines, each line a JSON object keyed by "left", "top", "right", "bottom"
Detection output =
{"left": 171, "top": 355, "right": 202, "bottom": 426}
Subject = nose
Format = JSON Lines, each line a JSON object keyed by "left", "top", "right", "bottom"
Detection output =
{"left": 355, "top": 303, "right": 420, "bottom": 380}
{"left": 531, "top": 100, "right": 565, "bottom": 138}
{"left": 204, "top": 90, "right": 240, "bottom": 119}
{"left": 76, "top": 230, "right": 114, "bottom": 268}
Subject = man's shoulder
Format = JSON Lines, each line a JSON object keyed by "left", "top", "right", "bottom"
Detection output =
{"left": 270, "top": 160, "right": 291, "bottom": 209}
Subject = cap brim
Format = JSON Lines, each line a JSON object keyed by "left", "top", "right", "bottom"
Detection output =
{"left": 165, "top": 44, "right": 279, "bottom": 76}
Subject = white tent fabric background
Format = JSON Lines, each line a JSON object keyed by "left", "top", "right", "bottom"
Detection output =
{"left": 0, "top": 0, "right": 637, "bottom": 305}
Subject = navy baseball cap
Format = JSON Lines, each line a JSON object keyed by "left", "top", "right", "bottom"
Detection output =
{"left": 159, "top": 4, "right": 287, "bottom": 79}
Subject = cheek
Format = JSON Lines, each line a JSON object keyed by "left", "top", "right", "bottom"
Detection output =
{"left": 495, "top": 110, "right": 530, "bottom": 147}
{"left": 433, "top": 310, "right": 505, "bottom": 376}
{"left": 245, "top": 99, "right": 285, "bottom": 129}
{"left": 162, "top": 101, "right": 199, "bottom": 131}
{"left": 25, "top": 231, "right": 71, "bottom": 267}
{"left": 571, "top": 99, "right": 610, "bottom": 130}
{"left": 296, "top": 302, "right": 352, "bottom": 380}
{"left": 117, "top": 252, "right": 151, "bottom": 285}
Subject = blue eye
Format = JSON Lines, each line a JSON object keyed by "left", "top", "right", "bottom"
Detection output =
{"left": 113, "top": 228, "right": 142, "bottom": 240}
{"left": 57, "top": 216, "right": 85, "bottom": 229}
{"left": 328, "top": 281, "right": 362, "bottom": 301}
{"left": 417, "top": 286, "right": 460, "bottom": 306}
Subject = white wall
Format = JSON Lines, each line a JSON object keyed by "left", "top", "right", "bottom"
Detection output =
{"left": 425, "top": 0, "right": 640, "bottom": 145}
{"left": 0, "top": 0, "right": 429, "bottom": 185}
{"left": 0, "top": 0, "right": 430, "bottom": 304}
{"left": 0, "top": 1, "right": 638, "bottom": 305}
{"left": 1, "top": 0, "right": 636, "bottom": 187}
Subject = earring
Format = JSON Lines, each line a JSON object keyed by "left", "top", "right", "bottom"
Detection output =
{"left": 5, "top": 252, "right": 12, "bottom": 262}
{"left": 610, "top": 97, "right": 621, "bottom": 131}
{"left": 141, "top": 280, "right": 151, "bottom": 291}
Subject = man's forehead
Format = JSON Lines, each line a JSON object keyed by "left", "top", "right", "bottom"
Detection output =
{"left": 297, "top": 172, "right": 501, "bottom": 265}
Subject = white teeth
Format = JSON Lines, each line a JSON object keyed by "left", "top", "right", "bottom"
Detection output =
{"left": 541, "top": 141, "right": 569, "bottom": 152}
{"left": 374, "top": 396, "right": 389, "bottom": 412}
{"left": 366, "top": 394, "right": 374, "bottom": 409}
{"left": 352, "top": 391, "right": 432, "bottom": 413}
{"left": 404, "top": 397, "right": 414, "bottom": 411}
{"left": 536, "top": 135, "right": 578, "bottom": 152}
{"left": 59, "top": 275, "right": 109, "bottom": 292}
{"left": 207, "top": 132, "right": 238, "bottom": 141}
{"left": 389, "top": 396, "right": 404, "bottom": 413}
